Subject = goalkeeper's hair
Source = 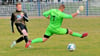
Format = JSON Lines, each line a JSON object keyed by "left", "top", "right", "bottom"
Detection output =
{"left": 59, "top": 4, "right": 65, "bottom": 9}
{"left": 16, "top": 2, "right": 21, "bottom": 7}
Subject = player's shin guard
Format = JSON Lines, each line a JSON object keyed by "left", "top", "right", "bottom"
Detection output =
{"left": 24, "top": 36, "right": 28, "bottom": 43}
{"left": 31, "top": 38, "right": 43, "bottom": 44}
{"left": 71, "top": 32, "right": 82, "bottom": 38}
{"left": 16, "top": 36, "right": 24, "bottom": 43}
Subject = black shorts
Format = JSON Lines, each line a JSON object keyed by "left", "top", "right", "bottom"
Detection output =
{"left": 15, "top": 23, "right": 28, "bottom": 35}
{"left": 44, "top": 35, "right": 50, "bottom": 38}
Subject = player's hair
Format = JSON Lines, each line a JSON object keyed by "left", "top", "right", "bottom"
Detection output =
{"left": 59, "top": 4, "right": 65, "bottom": 9}
{"left": 16, "top": 2, "right": 21, "bottom": 7}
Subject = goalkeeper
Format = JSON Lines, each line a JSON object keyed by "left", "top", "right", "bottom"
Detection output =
{"left": 25, "top": 4, "right": 88, "bottom": 48}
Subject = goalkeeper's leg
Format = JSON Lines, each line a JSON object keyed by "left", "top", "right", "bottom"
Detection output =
{"left": 25, "top": 35, "right": 50, "bottom": 48}
{"left": 67, "top": 29, "right": 88, "bottom": 38}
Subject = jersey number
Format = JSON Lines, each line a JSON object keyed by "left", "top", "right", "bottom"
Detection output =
{"left": 53, "top": 16, "right": 55, "bottom": 21}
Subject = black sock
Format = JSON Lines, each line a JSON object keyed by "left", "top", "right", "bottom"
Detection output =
{"left": 24, "top": 36, "right": 28, "bottom": 43}
{"left": 16, "top": 36, "right": 24, "bottom": 43}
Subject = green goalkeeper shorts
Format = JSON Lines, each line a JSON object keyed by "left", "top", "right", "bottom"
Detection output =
{"left": 44, "top": 27, "right": 68, "bottom": 37}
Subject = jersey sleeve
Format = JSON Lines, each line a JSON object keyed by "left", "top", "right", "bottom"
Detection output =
{"left": 43, "top": 9, "right": 52, "bottom": 17}
{"left": 23, "top": 12, "right": 29, "bottom": 22}
{"left": 10, "top": 13, "right": 15, "bottom": 32}
{"left": 61, "top": 13, "right": 73, "bottom": 19}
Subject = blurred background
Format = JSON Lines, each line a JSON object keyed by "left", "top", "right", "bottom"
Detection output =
{"left": 0, "top": 0, "right": 100, "bottom": 16}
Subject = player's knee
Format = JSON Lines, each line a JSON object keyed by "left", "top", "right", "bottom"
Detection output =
{"left": 43, "top": 38, "right": 48, "bottom": 42}
{"left": 68, "top": 29, "right": 73, "bottom": 34}
{"left": 25, "top": 33, "right": 28, "bottom": 36}
{"left": 22, "top": 29, "right": 28, "bottom": 36}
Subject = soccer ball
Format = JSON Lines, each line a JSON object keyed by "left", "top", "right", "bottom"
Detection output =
{"left": 67, "top": 43, "right": 76, "bottom": 52}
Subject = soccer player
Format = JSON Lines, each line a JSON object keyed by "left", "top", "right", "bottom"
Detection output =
{"left": 10, "top": 2, "right": 30, "bottom": 48}
{"left": 25, "top": 4, "right": 88, "bottom": 48}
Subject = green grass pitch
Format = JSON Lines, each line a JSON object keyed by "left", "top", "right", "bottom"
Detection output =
{"left": 0, "top": 17, "right": 100, "bottom": 56}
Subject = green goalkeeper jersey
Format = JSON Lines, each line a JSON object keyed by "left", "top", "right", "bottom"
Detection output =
{"left": 43, "top": 9, "right": 73, "bottom": 28}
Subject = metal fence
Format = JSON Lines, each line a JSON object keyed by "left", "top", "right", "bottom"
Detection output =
{"left": 0, "top": 0, "right": 100, "bottom": 16}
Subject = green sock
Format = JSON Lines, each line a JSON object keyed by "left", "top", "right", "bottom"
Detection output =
{"left": 31, "top": 38, "right": 43, "bottom": 44}
{"left": 71, "top": 32, "right": 82, "bottom": 38}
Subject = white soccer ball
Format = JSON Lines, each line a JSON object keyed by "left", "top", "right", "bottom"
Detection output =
{"left": 67, "top": 43, "right": 76, "bottom": 52}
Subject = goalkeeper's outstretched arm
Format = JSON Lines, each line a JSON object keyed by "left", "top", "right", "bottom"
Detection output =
{"left": 62, "top": 5, "right": 84, "bottom": 19}
{"left": 72, "top": 6, "right": 84, "bottom": 18}
{"left": 71, "top": 11, "right": 79, "bottom": 18}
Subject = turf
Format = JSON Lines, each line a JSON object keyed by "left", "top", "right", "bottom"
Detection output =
{"left": 0, "top": 17, "right": 100, "bottom": 56}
